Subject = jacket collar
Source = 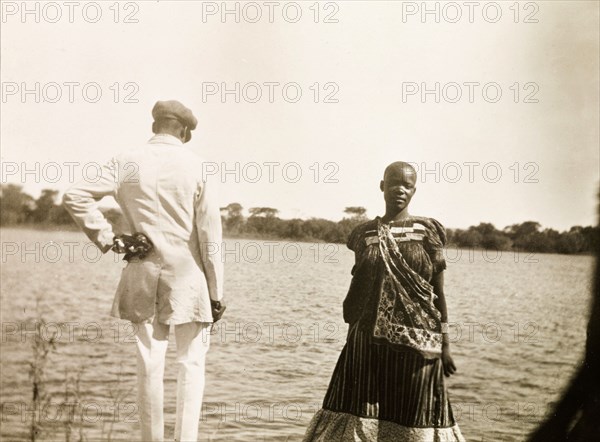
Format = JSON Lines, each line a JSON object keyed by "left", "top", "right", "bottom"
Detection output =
{"left": 148, "top": 134, "right": 184, "bottom": 146}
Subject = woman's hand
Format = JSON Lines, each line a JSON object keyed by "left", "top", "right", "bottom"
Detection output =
{"left": 441, "top": 345, "right": 457, "bottom": 377}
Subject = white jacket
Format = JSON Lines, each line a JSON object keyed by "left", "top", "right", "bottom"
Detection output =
{"left": 63, "top": 134, "right": 223, "bottom": 324}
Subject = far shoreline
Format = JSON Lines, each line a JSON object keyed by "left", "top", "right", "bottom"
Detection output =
{"left": 0, "top": 225, "right": 594, "bottom": 256}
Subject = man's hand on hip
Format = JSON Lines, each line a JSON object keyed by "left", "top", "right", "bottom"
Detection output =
{"left": 112, "top": 233, "right": 154, "bottom": 261}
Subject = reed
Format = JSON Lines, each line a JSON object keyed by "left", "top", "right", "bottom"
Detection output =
{"left": 28, "top": 300, "right": 57, "bottom": 442}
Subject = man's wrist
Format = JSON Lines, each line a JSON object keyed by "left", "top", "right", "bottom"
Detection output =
{"left": 210, "top": 298, "right": 226, "bottom": 322}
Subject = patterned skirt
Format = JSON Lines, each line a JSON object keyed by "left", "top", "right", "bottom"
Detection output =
{"left": 303, "top": 323, "right": 465, "bottom": 441}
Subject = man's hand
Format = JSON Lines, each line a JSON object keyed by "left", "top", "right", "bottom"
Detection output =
{"left": 441, "top": 345, "right": 457, "bottom": 377}
{"left": 112, "top": 236, "right": 128, "bottom": 254}
{"left": 112, "top": 233, "right": 153, "bottom": 261}
{"left": 211, "top": 299, "right": 226, "bottom": 322}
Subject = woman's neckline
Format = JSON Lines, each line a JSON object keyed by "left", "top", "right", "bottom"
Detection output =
{"left": 377, "top": 215, "right": 416, "bottom": 225}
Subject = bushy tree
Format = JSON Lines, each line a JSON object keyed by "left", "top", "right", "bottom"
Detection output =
{"left": 0, "top": 184, "right": 34, "bottom": 225}
{"left": 249, "top": 207, "right": 279, "bottom": 218}
{"left": 344, "top": 207, "right": 367, "bottom": 219}
{"left": 31, "top": 189, "right": 60, "bottom": 223}
{"left": 456, "top": 229, "right": 483, "bottom": 248}
{"left": 221, "top": 203, "right": 244, "bottom": 233}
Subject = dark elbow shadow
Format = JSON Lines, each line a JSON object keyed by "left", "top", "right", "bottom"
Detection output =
{"left": 529, "top": 201, "right": 600, "bottom": 441}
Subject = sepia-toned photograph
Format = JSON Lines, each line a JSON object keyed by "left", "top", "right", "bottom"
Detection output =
{"left": 1, "top": 1, "right": 599, "bottom": 441}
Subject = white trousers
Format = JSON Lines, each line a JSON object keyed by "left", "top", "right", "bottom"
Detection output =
{"left": 134, "top": 319, "right": 211, "bottom": 442}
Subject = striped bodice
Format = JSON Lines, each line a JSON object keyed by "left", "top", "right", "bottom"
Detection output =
{"left": 363, "top": 222, "right": 428, "bottom": 246}
{"left": 349, "top": 217, "right": 446, "bottom": 283}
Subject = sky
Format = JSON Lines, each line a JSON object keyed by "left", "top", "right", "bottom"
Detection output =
{"left": 1, "top": 1, "right": 599, "bottom": 230}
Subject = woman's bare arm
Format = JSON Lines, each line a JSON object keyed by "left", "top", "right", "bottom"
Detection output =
{"left": 432, "top": 271, "right": 448, "bottom": 323}
{"left": 431, "top": 271, "right": 457, "bottom": 377}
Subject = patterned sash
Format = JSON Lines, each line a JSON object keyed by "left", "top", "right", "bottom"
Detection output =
{"left": 372, "top": 220, "right": 442, "bottom": 357}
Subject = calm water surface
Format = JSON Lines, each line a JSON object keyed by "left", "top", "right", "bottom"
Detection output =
{"left": 0, "top": 228, "right": 594, "bottom": 441}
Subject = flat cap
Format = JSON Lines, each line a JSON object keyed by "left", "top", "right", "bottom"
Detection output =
{"left": 152, "top": 100, "right": 198, "bottom": 142}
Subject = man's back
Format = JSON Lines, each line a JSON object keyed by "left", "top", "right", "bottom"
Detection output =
{"left": 63, "top": 133, "right": 223, "bottom": 324}
{"left": 117, "top": 135, "right": 208, "bottom": 262}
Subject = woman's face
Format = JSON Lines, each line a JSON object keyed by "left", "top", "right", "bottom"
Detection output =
{"left": 381, "top": 165, "right": 417, "bottom": 212}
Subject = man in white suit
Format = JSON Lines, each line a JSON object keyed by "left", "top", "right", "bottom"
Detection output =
{"left": 63, "top": 100, "right": 224, "bottom": 441}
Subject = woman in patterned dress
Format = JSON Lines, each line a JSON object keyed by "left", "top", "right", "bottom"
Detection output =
{"left": 304, "top": 162, "right": 465, "bottom": 441}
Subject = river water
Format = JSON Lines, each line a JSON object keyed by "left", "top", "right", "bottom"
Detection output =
{"left": 0, "top": 228, "right": 594, "bottom": 441}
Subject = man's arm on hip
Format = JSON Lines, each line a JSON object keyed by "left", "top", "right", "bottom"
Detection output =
{"left": 62, "top": 158, "right": 119, "bottom": 253}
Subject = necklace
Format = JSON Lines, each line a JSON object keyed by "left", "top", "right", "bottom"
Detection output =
{"left": 389, "top": 216, "right": 411, "bottom": 228}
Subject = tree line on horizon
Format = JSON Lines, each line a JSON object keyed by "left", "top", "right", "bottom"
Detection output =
{"left": 1, "top": 184, "right": 598, "bottom": 255}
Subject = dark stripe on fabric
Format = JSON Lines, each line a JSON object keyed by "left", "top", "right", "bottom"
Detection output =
{"left": 322, "top": 324, "right": 456, "bottom": 429}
